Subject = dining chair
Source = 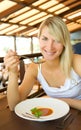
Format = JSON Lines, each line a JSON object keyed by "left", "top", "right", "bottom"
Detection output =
{"left": 19, "top": 59, "right": 46, "bottom": 98}
{"left": 72, "top": 42, "right": 81, "bottom": 54}
{"left": 20, "top": 60, "right": 40, "bottom": 87}
{"left": 19, "top": 60, "right": 25, "bottom": 83}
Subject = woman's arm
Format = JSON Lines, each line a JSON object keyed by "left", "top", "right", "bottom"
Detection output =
{"left": 18, "top": 63, "right": 38, "bottom": 101}
{"left": 7, "top": 71, "right": 20, "bottom": 111}
{"left": 43, "top": 95, "right": 81, "bottom": 111}
{"left": 73, "top": 54, "right": 81, "bottom": 77}
{"left": 4, "top": 50, "right": 38, "bottom": 111}
{"left": 60, "top": 98, "right": 81, "bottom": 111}
{"left": 4, "top": 50, "right": 20, "bottom": 111}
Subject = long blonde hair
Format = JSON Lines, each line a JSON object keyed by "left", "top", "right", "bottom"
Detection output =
{"left": 38, "top": 16, "right": 73, "bottom": 77}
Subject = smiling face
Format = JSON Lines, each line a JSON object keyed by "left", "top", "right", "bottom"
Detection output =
{"left": 39, "top": 26, "right": 64, "bottom": 61}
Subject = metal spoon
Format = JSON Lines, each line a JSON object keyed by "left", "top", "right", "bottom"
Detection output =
{"left": 19, "top": 55, "right": 45, "bottom": 64}
{"left": 22, "top": 112, "right": 42, "bottom": 119}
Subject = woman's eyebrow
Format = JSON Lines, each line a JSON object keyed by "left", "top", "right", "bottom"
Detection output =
{"left": 41, "top": 35, "right": 47, "bottom": 37}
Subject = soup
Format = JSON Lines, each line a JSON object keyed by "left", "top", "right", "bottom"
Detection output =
{"left": 38, "top": 108, "right": 53, "bottom": 116}
{"left": 31, "top": 107, "right": 53, "bottom": 117}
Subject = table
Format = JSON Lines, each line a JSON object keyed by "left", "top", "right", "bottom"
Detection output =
{"left": 0, "top": 96, "right": 81, "bottom": 130}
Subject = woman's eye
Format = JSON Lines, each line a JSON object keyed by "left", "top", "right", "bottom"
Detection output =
{"left": 42, "top": 37, "right": 48, "bottom": 41}
{"left": 54, "top": 40, "right": 60, "bottom": 44}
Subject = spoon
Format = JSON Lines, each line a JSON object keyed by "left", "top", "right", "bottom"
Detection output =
{"left": 19, "top": 55, "right": 45, "bottom": 64}
{"left": 22, "top": 112, "right": 42, "bottom": 119}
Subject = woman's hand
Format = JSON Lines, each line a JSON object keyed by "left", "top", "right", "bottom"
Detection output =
{"left": 4, "top": 50, "right": 20, "bottom": 74}
{"left": 59, "top": 97, "right": 81, "bottom": 111}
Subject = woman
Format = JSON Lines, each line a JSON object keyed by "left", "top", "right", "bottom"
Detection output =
{"left": 4, "top": 16, "right": 81, "bottom": 111}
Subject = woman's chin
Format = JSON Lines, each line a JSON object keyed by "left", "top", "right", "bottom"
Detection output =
{"left": 44, "top": 56, "right": 56, "bottom": 61}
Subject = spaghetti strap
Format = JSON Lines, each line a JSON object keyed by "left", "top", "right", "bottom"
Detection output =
{"left": 38, "top": 64, "right": 41, "bottom": 71}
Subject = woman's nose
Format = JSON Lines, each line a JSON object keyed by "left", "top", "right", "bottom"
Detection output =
{"left": 47, "top": 40, "right": 55, "bottom": 50}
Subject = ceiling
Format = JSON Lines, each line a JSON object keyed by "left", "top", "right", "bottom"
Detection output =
{"left": 0, "top": 0, "right": 81, "bottom": 37}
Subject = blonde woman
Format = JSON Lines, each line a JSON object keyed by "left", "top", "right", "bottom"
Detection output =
{"left": 4, "top": 16, "right": 81, "bottom": 111}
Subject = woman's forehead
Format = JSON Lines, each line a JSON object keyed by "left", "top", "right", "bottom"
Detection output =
{"left": 41, "top": 26, "right": 58, "bottom": 39}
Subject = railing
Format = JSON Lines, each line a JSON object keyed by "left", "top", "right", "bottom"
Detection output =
{"left": 0, "top": 53, "right": 42, "bottom": 63}
{"left": 0, "top": 53, "right": 42, "bottom": 93}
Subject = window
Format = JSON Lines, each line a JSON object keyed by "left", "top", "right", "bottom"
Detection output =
{"left": 0, "top": 36, "right": 14, "bottom": 57}
{"left": 0, "top": 36, "right": 40, "bottom": 58}
{"left": 16, "top": 37, "right": 31, "bottom": 55}
{"left": 32, "top": 37, "right": 40, "bottom": 53}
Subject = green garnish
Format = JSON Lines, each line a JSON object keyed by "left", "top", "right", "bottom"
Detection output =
{"left": 30, "top": 107, "right": 42, "bottom": 118}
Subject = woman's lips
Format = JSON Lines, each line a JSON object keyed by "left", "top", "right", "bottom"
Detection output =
{"left": 44, "top": 50, "right": 56, "bottom": 55}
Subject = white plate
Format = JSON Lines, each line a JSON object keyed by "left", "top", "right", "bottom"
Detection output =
{"left": 15, "top": 97, "right": 70, "bottom": 122}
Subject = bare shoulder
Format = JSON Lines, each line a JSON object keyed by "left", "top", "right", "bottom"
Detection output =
{"left": 73, "top": 54, "right": 81, "bottom": 76}
{"left": 73, "top": 54, "right": 81, "bottom": 63}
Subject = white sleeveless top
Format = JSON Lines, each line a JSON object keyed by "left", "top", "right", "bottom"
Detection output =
{"left": 37, "top": 65, "right": 81, "bottom": 99}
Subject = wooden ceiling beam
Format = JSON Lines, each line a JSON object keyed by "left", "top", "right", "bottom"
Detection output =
{"left": 59, "top": 4, "right": 81, "bottom": 17}
{"left": 10, "top": 0, "right": 38, "bottom": 6}
{"left": 0, "top": 4, "right": 24, "bottom": 19}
